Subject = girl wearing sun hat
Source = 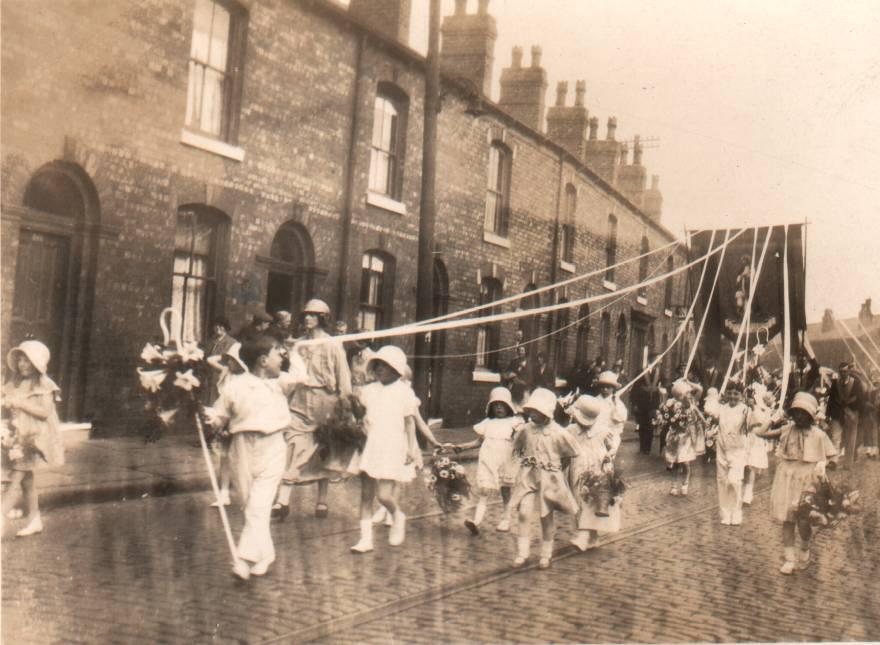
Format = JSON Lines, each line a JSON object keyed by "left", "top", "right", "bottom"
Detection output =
{"left": 2, "top": 340, "right": 65, "bottom": 537}
{"left": 758, "top": 391, "right": 837, "bottom": 574}
{"left": 350, "top": 345, "right": 420, "bottom": 553}
{"left": 507, "top": 388, "right": 580, "bottom": 569}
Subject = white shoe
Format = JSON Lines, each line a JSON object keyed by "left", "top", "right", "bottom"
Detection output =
{"left": 570, "top": 533, "right": 592, "bottom": 552}
{"left": 350, "top": 538, "right": 374, "bottom": 553}
{"left": 389, "top": 511, "right": 406, "bottom": 546}
{"left": 16, "top": 515, "right": 43, "bottom": 537}
{"left": 731, "top": 510, "right": 743, "bottom": 525}
{"left": 250, "top": 557, "right": 275, "bottom": 576}
{"left": 680, "top": 484, "right": 689, "bottom": 497}
{"left": 496, "top": 518, "right": 511, "bottom": 533}
{"left": 232, "top": 559, "right": 251, "bottom": 580}
{"left": 779, "top": 560, "right": 796, "bottom": 575}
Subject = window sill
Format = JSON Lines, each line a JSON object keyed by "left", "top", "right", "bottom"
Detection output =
{"left": 472, "top": 369, "right": 502, "bottom": 383}
{"left": 664, "top": 308, "right": 673, "bottom": 318}
{"left": 483, "top": 231, "right": 511, "bottom": 248}
{"left": 636, "top": 295, "right": 648, "bottom": 306}
{"left": 603, "top": 280, "right": 617, "bottom": 292}
{"left": 559, "top": 260, "right": 576, "bottom": 274}
{"left": 180, "top": 128, "right": 245, "bottom": 161}
{"left": 366, "top": 191, "right": 407, "bottom": 215}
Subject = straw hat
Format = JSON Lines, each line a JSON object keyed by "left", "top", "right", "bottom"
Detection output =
{"left": 485, "top": 386, "right": 515, "bottom": 417}
{"left": 523, "top": 388, "right": 558, "bottom": 419}
{"left": 596, "top": 371, "right": 621, "bottom": 389}
{"left": 221, "top": 342, "right": 249, "bottom": 373}
{"left": 367, "top": 345, "right": 408, "bottom": 377}
{"left": 671, "top": 380, "right": 691, "bottom": 399}
{"left": 302, "top": 299, "right": 331, "bottom": 315}
{"left": 570, "top": 395, "right": 603, "bottom": 427}
{"left": 7, "top": 340, "right": 51, "bottom": 375}
{"left": 788, "top": 391, "right": 818, "bottom": 420}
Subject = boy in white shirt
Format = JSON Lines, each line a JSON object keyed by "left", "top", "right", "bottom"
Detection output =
{"left": 205, "top": 335, "right": 304, "bottom": 580}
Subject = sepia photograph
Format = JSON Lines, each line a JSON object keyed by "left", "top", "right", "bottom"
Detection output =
{"left": 1, "top": 0, "right": 878, "bottom": 642}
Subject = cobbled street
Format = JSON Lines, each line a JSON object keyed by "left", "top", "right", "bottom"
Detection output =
{"left": 3, "top": 441, "right": 878, "bottom": 644}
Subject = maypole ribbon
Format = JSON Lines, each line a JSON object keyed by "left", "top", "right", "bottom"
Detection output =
{"left": 620, "top": 228, "right": 726, "bottom": 395}
{"left": 838, "top": 319, "right": 880, "bottom": 372}
{"left": 298, "top": 228, "right": 747, "bottom": 349}
{"left": 402, "top": 239, "right": 682, "bottom": 330}
{"left": 777, "top": 225, "right": 792, "bottom": 412}
{"left": 683, "top": 228, "right": 738, "bottom": 378}
{"left": 721, "top": 228, "right": 772, "bottom": 393}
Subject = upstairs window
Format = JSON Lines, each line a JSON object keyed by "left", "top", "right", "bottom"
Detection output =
{"left": 605, "top": 214, "right": 618, "bottom": 282}
{"left": 638, "top": 236, "right": 650, "bottom": 298}
{"left": 561, "top": 184, "right": 576, "bottom": 264}
{"left": 484, "top": 142, "right": 511, "bottom": 237}
{"left": 369, "top": 85, "right": 408, "bottom": 200}
{"left": 185, "top": 0, "right": 247, "bottom": 142}
{"left": 475, "top": 278, "right": 503, "bottom": 371}
{"left": 172, "top": 206, "right": 228, "bottom": 343}
{"left": 358, "top": 251, "right": 395, "bottom": 331}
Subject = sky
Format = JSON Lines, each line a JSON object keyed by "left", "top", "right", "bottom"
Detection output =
{"left": 406, "top": 0, "right": 880, "bottom": 324}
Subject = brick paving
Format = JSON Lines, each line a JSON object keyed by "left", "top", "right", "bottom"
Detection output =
{"left": 3, "top": 446, "right": 877, "bottom": 644}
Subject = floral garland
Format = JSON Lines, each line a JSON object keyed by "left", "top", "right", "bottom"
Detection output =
{"left": 135, "top": 308, "right": 207, "bottom": 441}
{"left": 424, "top": 453, "right": 471, "bottom": 513}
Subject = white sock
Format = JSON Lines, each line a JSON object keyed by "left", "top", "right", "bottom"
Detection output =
{"left": 473, "top": 499, "right": 488, "bottom": 526}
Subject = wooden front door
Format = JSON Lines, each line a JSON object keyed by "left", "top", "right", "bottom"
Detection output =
{"left": 630, "top": 323, "right": 647, "bottom": 377}
{"left": 10, "top": 228, "right": 71, "bottom": 383}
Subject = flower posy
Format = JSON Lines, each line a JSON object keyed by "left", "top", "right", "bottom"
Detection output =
{"left": 140, "top": 343, "right": 166, "bottom": 364}
{"left": 137, "top": 368, "right": 167, "bottom": 393}
{"left": 173, "top": 369, "right": 201, "bottom": 391}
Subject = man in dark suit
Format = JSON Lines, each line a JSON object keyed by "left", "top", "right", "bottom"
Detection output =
{"left": 632, "top": 353, "right": 663, "bottom": 454}
{"left": 827, "top": 362, "right": 864, "bottom": 468}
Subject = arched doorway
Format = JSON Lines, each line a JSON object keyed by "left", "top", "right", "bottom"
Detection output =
{"left": 10, "top": 162, "right": 100, "bottom": 419}
{"left": 265, "top": 222, "right": 314, "bottom": 317}
{"left": 427, "top": 259, "right": 449, "bottom": 418}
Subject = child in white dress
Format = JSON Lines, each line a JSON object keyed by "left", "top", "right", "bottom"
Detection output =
{"left": 743, "top": 386, "right": 775, "bottom": 505}
{"left": 566, "top": 395, "right": 621, "bottom": 552}
{"left": 455, "top": 387, "right": 523, "bottom": 535}
{"left": 508, "top": 388, "right": 579, "bottom": 569}
{"left": 350, "top": 345, "right": 419, "bottom": 553}
{"left": 1, "top": 341, "right": 65, "bottom": 537}
{"left": 759, "top": 392, "right": 836, "bottom": 574}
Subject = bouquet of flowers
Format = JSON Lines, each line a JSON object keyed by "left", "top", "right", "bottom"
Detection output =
{"left": 1, "top": 418, "right": 39, "bottom": 465}
{"left": 314, "top": 394, "right": 367, "bottom": 462}
{"left": 575, "top": 460, "right": 625, "bottom": 516}
{"left": 135, "top": 308, "right": 208, "bottom": 442}
{"left": 424, "top": 452, "right": 471, "bottom": 513}
{"left": 795, "top": 478, "right": 862, "bottom": 528}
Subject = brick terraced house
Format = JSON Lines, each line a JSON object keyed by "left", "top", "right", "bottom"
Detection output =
{"left": 1, "top": 0, "right": 691, "bottom": 432}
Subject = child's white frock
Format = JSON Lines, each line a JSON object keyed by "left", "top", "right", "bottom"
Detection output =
{"left": 567, "top": 423, "right": 621, "bottom": 532}
{"left": 358, "top": 379, "right": 418, "bottom": 482}
{"left": 473, "top": 417, "right": 522, "bottom": 490}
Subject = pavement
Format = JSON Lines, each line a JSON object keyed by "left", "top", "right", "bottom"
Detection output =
{"left": 6, "top": 424, "right": 877, "bottom": 644}
{"left": 29, "top": 422, "right": 643, "bottom": 511}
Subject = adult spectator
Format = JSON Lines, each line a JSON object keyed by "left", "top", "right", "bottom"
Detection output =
{"left": 826, "top": 362, "right": 864, "bottom": 469}
{"left": 532, "top": 351, "right": 556, "bottom": 390}
{"left": 237, "top": 311, "right": 273, "bottom": 343}
{"left": 270, "top": 310, "right": 294, "bottom": 342}
{"left": 632, "top": 353, "right": 663, "bottom": 454}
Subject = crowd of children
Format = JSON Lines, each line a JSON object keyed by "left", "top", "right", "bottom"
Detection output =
{"left": 2, "top": 304, "right": 870, "bottom": 582}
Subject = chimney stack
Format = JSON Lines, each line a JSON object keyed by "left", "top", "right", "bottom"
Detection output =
{"left": 349, "top": 0, "right": 412, "bottom": 46}
{"left": 584, "top": 115, "right": 623, "bottom": 184}
{"left": 440, "top": 0, "right": 498, "bottom": 97}
{"left": 498, "top": 44, "right": 548, "bottom": 132}
{"left": 606, "top": 116, "right": 617, "bottom": 141}
{"left": 618, "top": 133, "right": 648, "bottom": 207}
{"left": 546, "top": 79, "right": 588, "bottom": 158}
{"left": 822, "top": 309, "right": 834, "bottom": 333}
{"left": 642, "top": 175, "right": 663, "bottom": 221}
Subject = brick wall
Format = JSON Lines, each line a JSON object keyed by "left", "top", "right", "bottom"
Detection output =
{"left": 1, "top": 0, "right": 689, "bottom": 432}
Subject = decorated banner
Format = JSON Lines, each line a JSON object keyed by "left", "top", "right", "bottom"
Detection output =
{"left": 690, "top": 225, "right": 806, "bottom": 373}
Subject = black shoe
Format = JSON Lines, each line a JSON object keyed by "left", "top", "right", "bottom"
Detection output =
{"left": 464, "top": 519, "right": 480, "bottom": 536}
{"left": 271, "top": 503, "right": 290, "bottom": 522}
